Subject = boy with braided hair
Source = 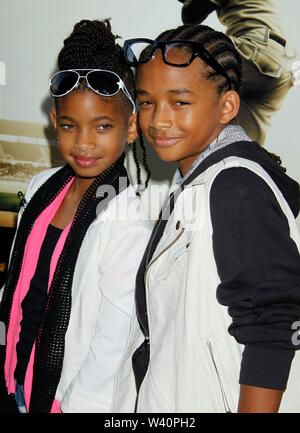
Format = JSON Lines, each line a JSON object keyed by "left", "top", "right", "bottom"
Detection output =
{"left": 111, "top": 21, "right": 300, "bottom": 413}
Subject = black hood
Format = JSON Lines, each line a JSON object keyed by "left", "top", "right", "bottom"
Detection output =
{"left": 183, "top": 141, "right": 300, "bottom": 218}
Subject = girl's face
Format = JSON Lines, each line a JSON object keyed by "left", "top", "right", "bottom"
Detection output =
{"left": 136, "top": 53, "right": 237, "bottom": 176}
{"left": 50, "top": 90, "right": 137, "bottom": 180}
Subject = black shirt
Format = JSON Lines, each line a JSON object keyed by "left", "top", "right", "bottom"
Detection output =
{"left": 15, "top": 224, "right": 62, "bottom": 384}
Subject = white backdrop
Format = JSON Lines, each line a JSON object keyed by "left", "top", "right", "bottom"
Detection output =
{"left": 0, "top": 0, "right": 299, "bottom": 222}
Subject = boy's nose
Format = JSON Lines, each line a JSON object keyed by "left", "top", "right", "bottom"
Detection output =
{"left": 150, "top": 105, "right": 172, "bottom": 130}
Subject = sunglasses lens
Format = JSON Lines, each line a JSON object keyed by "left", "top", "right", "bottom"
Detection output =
{"left": 126, "top": 42, "right": 153, "bottom": 65}
{"left": 50, "top": 71, "right": 78, "bottom": 96}
{"left": 164, "top": 43, "right": 194, "bottom": 65}
{"left": 88, "top": 71, "right": 119, "bottom": 95}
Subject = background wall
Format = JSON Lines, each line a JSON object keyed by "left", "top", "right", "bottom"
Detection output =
{"left": 0, "top": 0, "right": 299, "bottom": 224}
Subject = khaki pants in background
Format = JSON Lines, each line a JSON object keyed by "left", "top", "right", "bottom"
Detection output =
{"left": 184, "top": 0, "right": 298, "bottom": 144}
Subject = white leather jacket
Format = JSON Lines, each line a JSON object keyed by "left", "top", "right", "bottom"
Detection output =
{"left": 112, "top": 156, "right": 300, "bottom": 413}
{"left": 1, "top": 167, "right": 152, "bottom": 413}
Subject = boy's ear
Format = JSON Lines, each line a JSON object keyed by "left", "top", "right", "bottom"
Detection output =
{"left": 127, "top": 112, "right": 139, "bottom": 143}
{"left": 50, "top": 108, "right": 58, "bottom": 130}
{"left": 220, "top": 90, "right": 240, "bottom": 125}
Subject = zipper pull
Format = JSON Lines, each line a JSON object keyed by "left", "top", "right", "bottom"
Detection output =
{"left": 17, "top": 191, "right": 27, "bottom": 210}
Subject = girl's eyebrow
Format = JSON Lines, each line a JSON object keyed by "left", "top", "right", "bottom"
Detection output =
{"left": 93, "top": 116, "right": 114, "bottom": 122}
{"left": 58, "top": 115, "right": 74, "bottom": 121}
{"left": 58, "top": 115, "right": 114, "bottom": 121}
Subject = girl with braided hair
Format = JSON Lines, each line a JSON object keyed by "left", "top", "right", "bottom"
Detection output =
{"left": 111, "top": 24, "right": 300, "bottom": 413}
{"left": 0, "top": 19, "right": 152, "bottom": 413}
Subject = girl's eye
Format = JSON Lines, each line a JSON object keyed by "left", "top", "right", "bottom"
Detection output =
{"left": 60, "top": 123, "right": 75, "bottom": 130}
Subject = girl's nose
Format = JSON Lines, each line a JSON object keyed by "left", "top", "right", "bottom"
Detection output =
{"left": 74, "top": 130, "right": 96, "bottom": 152}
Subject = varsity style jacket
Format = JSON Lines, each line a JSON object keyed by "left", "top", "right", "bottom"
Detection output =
{"left": 111, "top": 131, "right": 300, "bottom": 413}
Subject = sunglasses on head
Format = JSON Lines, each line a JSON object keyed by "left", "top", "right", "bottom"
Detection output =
{"left": 123, "top": 38, "right": 232, "bottom": 90}
{"left": 48, "top": 69, "right": 136, "bottom": 114}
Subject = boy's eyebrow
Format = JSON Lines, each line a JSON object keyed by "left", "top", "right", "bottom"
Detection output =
{"left": 136, "top": 89, "right": 149, "bottom": 96}
{"left": 168, "top": 89, "right": 193, "bottom": 95}
{"left": 136, "top": 88, "right": 193, "bottom": 95}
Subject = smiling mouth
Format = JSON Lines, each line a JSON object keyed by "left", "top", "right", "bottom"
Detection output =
{"left": 151, "top": 136, "right": 181, "bottom": 147}
{"left": 73, "top": 156, "right": 99, "bottom": 168}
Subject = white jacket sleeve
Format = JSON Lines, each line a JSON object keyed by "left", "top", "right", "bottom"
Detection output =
{"left": 60, "top": 222, "right": 151, "bottom": 413}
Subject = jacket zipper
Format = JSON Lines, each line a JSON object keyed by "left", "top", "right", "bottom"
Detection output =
{"left": 145, "top": 228, "right": 185, "bottom": 276}
{"left": 134, "top": 228, "right": 186, "bottom": 412}
{"left": 137, "top": 228, "right": 186, "bottom": 337}
{"left": 206, "top": 341, "right": 232, "bottom": 413}
{"left": 136, "top": 227, "right": 186, "bottom": 340}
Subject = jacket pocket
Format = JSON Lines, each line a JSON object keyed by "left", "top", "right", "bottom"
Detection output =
{"left": 146, "top": 228, "right": 186, "bottom": 283}
{"left": 206, "top": 340, "right": 232, "bottom": 413}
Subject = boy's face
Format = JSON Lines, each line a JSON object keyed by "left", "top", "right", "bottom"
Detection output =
{"left": 50, "top": 90, "right": 137, "bottom": 181}
{"left": 136, "top": 52, "right": 229, "bottom": 176}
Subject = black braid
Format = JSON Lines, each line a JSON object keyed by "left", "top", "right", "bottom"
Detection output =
{"left": 132, "top": 141, "right": 142, "bottom": 195}
{"left": 261, "top": 148, "right": 287, "bottom": 172}
{"left": 56, "top": 19, "right": 150, "bottom": 191}
{"left": 156, "top": 24, "right": 243, "bottom": 94}
{"left": 139, "top": 133, "right": 151, "bottom": 189}
{"left": 131, "top": 135, "right": 151, "bottom": 195}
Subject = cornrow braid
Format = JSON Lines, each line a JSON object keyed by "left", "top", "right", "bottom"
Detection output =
{"left": 156, "top": 24, "right": 243, "bottom": 94}
{"left": 139, "top": 134, "right": 151, "bottom": 190}
{"left": 156, "top": 25, "right": 286, "bottom": 171}
{"left": 131, "top": 134, "right": 151, "bottom": 195}
{"left": 58, "top": 19, "right": 136, "bottom": 106}
{"left": 261, "top": 147, "right": 287, "bottom": 172}
{"left": 56, "top": 19, "right": 151, "bottom": 192}
{"left": 132, "top": 141, "right": 141, "bottom": 195}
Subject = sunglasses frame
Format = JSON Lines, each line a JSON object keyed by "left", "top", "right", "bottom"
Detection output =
{"left": 48, "top": 69, "right": 136, "bottom": 114}
{"left": 123, "top": 38, "right": 232, "bottom": 90}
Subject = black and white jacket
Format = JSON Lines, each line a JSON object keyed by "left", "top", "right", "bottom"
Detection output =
{"left": 112, "top": 127, "right": 300, "bottom": 413}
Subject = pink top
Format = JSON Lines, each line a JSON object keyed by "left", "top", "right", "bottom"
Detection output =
{"left": 5, "top": 179, "right": 74, "bottom": 413}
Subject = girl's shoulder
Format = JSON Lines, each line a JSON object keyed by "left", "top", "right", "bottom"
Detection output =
{"left": 25, "top": 166, "right": 63, "bottom": 201}
{"left": 96, "top": 183, "right": 152, "bottom": 230}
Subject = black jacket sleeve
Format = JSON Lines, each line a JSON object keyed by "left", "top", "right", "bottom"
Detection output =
{"left": 210, "top": 167, "right": 300, "bottom": 390}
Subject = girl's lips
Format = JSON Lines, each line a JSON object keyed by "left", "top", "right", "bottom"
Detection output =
{"left": 74, "top": 157, "right": 99, "bottom": 168}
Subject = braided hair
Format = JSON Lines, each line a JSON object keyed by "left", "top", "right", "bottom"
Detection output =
{"left": 58, "top": 19, "right": 135, "bottom": 109}
{"left": 156, "top": 24, "right": 243, "bottom": 94}
{"left": 56, "top": 19, "right": 151, "bottom": 190}
{"left": 153, "top": 24, "right": 286, "bottom": 171}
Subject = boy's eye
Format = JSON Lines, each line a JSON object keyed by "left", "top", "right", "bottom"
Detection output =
{"left": 137, "top": 100, "right": 152, "bottom": 107}
{"left": 174, "top": 101, "right": 190, "bottom": 106}
{"left": 97, "top": 123, "right": 112, "bottom": 130}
